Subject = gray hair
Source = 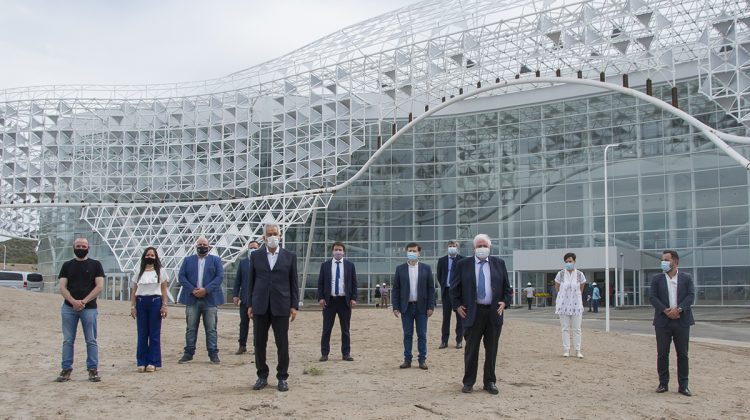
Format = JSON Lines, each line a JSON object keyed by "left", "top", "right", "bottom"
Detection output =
{"left": 264, "top": 222, "right": 281, "bottom": 235}
{"left": 473, "top": 234, "right": 492, "bottom": 247}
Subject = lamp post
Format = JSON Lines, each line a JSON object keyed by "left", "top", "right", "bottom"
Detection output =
{"left": 604, "top": 143, "right": 620, "bottom": 332}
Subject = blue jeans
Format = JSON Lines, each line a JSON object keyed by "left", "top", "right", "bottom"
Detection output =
{"left": 592, "top": 299, "right": 600, "bottom": 313}
{"left": 61, "top": 304, "right": 98, "bottom": 370}
{"left": 184, "top": 300, "right": 218, "bottom": 357}
{"left": 136, "top": 295, "right": 163, "bottom": 367}
{"left": 400, "top": 302, "right": 428, "bottom": 363}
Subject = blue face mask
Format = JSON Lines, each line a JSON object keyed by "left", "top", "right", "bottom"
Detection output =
{"left": 660, "top": 261, "right": 672, "bottom": 272}
{"left": 407, "top": 251, "right": 418, "bottom": 261}
{"left": 447, "top": 246, "right": 458, "bottom": 256}
{"left": 564, "top": 262, "right": 575, "bottom": 270}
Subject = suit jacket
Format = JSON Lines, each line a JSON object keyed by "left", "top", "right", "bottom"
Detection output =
{"left": 245, "top": 246, "right": 300, "bottom": 316}
{"left": 391, "top": 262, "right": 435, "bottom": 315}
{"left": 316, "top": 259, "right": 358, "bottom": 306}
{"left": 232, "top": 256, "right": 252, "bottom": 305}
{"left": 449, "top": 256, "right": 512, "bottom": 328}
{"left": 177, "top": 254, "right": 225, "bottom": 306}
{"left": 436, "top": 254, "right": 465, "bottom": 289}
{"left": 649, "top": 271, "right": 695, "bottom": 327}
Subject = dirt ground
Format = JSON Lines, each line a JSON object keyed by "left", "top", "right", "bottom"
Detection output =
{"left": 0, "top": 288, "right": 747, "bottom": 419}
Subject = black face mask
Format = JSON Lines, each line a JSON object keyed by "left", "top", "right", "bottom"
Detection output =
{"left": 74, "top": 248, "right": 88, "bottom": 258}
{"left": 197, "top": 246, "right": 209, "bottom": 255}
{"left": 144, "top": 257, "right": 156, "bottom": 265}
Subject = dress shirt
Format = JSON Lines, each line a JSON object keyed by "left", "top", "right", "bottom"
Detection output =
{"left": 408, "top": 263, "right": 419, "bottom": 302}
{"left": 475, "top": 256, "right": 492, "bottom": 305}
{"left": 267, "top": 248, "right": 279, "bottom": 270}
{"left": 665, "top": 270, "right": 679, "bottom": 308}
{"left": 331, "top": 258, "right": 345, "bottom": 296}
{"left": 197, "top": 256, "right": 206, "bottom": 288}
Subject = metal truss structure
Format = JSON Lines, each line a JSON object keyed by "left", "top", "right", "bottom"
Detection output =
{"left": 1, "top": 0, "right": 749, "bottom": 274}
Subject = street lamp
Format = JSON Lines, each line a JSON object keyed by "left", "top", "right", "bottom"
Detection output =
{"left": 604, "top": 143, "right": 621, "bottom": 332}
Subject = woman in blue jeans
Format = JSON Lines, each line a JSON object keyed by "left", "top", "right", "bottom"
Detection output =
{"left": 130, "top": 247, "right": 169, "bottom": 372}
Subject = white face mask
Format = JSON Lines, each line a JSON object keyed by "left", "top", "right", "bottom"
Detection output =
{"left": 475, "top": 247, "right": 490, "bottom": 260}
{"left": 266, "top": 236, "right": 280, "bottom": 248}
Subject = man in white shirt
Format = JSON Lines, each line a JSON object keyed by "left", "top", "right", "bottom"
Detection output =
{"left": 523, "top": 282, "right": 535, "bottom": 310}
{"left": 316, "top": 242, "right": 358, "bottom": 362}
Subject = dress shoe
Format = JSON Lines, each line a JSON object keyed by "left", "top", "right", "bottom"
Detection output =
{"left": 342, "top": 355, "right": 354, "bottom": 361}
{"left": 252, "top": 377, "right": 268, "bottom": 390}
{"left": 483, "top": 382, "right": 499, "bottom": 395}
{"left": 456, "top": 342, "right": 463, "bottom": 349}
{"left": 438, "top": 342, "right": 448, "bottom": 349}
{"left": 319, "top": 355, "right": 328, "bottom": 362}
{"left": 209, "top": 355, "right": 221, "bottom": 364}
{"left": 277, "top": 380, "right": 289, "bottom": 392}
{"left": 418, "top": 361, "right": 428, "bottom": 370}
{"left": 235, "top": 346, "right": 247, "bottom": 355}
{"left": 399, "top": 361, "right": 412, "bottom": 369}
{"left": 461, "top": 384, "right": 473, "bottom": 393}
{"left": 678, "top": 387, "right": 691, "bottom": 397}
{"left": 655, "top": 384, "right": 668, "bottom": 393}
{"left": 178, "top": 355, "right": 193, "bottom": 364}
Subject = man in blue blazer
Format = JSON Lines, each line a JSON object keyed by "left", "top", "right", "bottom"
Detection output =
{"left": 392, "top": 242, "right": 435, "bottom": 370}
{"left": 650, "top": 249, "right": 695, "bottom": 397}
{"left": 436, "top": 240, "right": 465, "bottom": 349}
{"left": 245, "top": 223, "right": 299, "bottom": 392}
{"left": 231, "top": 240, "right": 260, "bottom": 355}
{"left": 450, "top": 234, "right": 511, "bottom": 395}
{"left": 316, "top": 241, "right": 358, "bottom": 362}
{"left": 177, "top": 236, "right": 225, "bottom": 364}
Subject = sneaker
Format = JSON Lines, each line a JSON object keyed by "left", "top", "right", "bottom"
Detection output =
{"left": 146, "top": 365, "right": 156, "bottom": 372}
{"left": 87, "top": 368, "right": 101, "bottom": 382}
{"left": 210, "top": 355, "right": 221, "bottom": 365}
{"left": 563, "top": 351, "right": 570, "bottom": 357}
{"left": 137, "top": 366, "right": 145, "bottom": 373}
{"left": 577, "top": 351, "right": 584, "bottom": 359}
{"left": 178, "top": 355, "right": 193, "bottom": 364}
{"left": 55, "top": 369, "right": 72, "bottom": 382}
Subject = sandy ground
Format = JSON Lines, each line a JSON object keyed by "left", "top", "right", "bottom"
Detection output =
{"left": 0, "top": 288, "right": 748, "bottom": 419}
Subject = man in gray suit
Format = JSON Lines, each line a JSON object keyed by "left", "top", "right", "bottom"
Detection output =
{"left": 650, "top": 249, "right": 695, "bottom": 397}
{"left": 245, "top": 223, "right": 299, "bottom": 392}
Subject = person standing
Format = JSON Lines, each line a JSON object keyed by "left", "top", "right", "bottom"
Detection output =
{"left": 650, "top": 250, "right": 695, "bottom": 397}
{"left": 523, "top": 282, "right": 535, "bottom": 310}
{"left": 55, "top": 237, "right": 105, "bottom": 383}
{"left": 380, "top": 283, "right": 389, "bottom": 309}
{"left": 177, "top": 236, "right": 225, "bottom": 364}
{"left": 450, "top": 234, "right": 511, "bottom": 395}
{"left": 129, "top": 247, "right": 169, "bottom": 372}
{"left": 591, "top": 283, "right": 601, "bottom": 313}
{"left": 436, "top": 240, "right": 464, "bottom": 349}
{"left": 232, "top": 240, "right": 260, "bottom": 355}
{"left": 392, "top": 242, "right": 435, "bottom": 370}
{"left": 316, "top": 242, "right": 357, "bottom": 361}
{"left": 554, "top": 252, "right": 587, "bottom": 359}
{"left": 246, "top": 223, "right": 299, "bottom": 392}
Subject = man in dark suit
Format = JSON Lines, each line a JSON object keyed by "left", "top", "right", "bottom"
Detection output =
{"left": 177, "top": 236, "right": 224, "bottom": 365}
{"left": 316, "top": 241, "right": 358, "bottom": 362}
{"left": 232, "top": 240, "right": 260, "bottom": 355}
{"left": 450, "top": 234, "right": 511, "bottom": 395}
{"left": 649, "top": 249, "right": 695, "bottom": 397}
{"left": 392, "top": 242, "right": 435, "bottom": 370}
{"left": 436, "top": 240, "right": 464, "bottom": 349}
{"left": 245, "top": 223, "right": 299, "bottom": 392}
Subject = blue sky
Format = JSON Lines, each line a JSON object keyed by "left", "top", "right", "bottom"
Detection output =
{"left": 0, "top": 0, "right": 416, "bottom": 89}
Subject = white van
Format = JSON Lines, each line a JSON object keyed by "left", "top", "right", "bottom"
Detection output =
{"left": 0, "top": 271, "right": 44, "bottom": 291}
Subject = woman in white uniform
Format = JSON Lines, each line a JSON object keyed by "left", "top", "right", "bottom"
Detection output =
{"left": 554, "top": 252, "right": 587, "bottom": 358}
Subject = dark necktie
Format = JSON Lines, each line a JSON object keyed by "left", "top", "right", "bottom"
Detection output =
{"left": 478, "top": 260, "right": 487, "bottom": 300}
{"left": 335, "top": 261, "right": 341, "bottom": 296}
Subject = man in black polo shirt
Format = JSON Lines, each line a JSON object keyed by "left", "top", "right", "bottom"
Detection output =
{"left": 55, "top": 237, "right": 105, "bottom": 383}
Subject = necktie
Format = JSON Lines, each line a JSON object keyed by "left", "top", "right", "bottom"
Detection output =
{"left": 335, "top": 261, "right": 341, "bottom": 296}
{"left": 478, "top": 260, "right": 487, "bottom": 300}
{"left": 447, "top": 257, "right": 453, "bottom": 287}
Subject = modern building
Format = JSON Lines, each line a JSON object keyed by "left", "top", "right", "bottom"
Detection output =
{"left": 1, "top": 0, "right": 748, "bottom": 305}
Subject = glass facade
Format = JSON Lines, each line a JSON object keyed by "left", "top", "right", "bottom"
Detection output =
{"left": 285, "top": 78, "right": 750, "bottom": 306}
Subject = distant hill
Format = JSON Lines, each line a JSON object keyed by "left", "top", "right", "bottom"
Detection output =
{"left": 0, "top": 239, "right": 38, "bottom": 265}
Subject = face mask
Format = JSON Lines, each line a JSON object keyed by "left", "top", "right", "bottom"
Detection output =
{"left": 333, "top": 251, "right": 344, "bottom": 260}
{"left": 447, "top": 246, "right": 458, "bottom": 256}
{"left": 74, "top": 248, "right": 88, "bottom": 259}
{"left": 660, "top": 261, "right": 671, "bottom": 272}
{"left": 407, "top": 251, "right": 418, "bottom": 261}
{"left": 564, "top": 262, "right": 575, "bottom": 270}
{"left": 266, "top": 236, "right": 280, "bottom": 248}
{"left": 144, "top": 257, "right": 156, "bottom": 265}
{"left": 197, "top": 246, "right": 209, "bottom": 255}
{"left": 475, "top": 247, "right": 490, "bottom": 260}
{"left": 247, "top": 248, "right": 257, "bottom": 256}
